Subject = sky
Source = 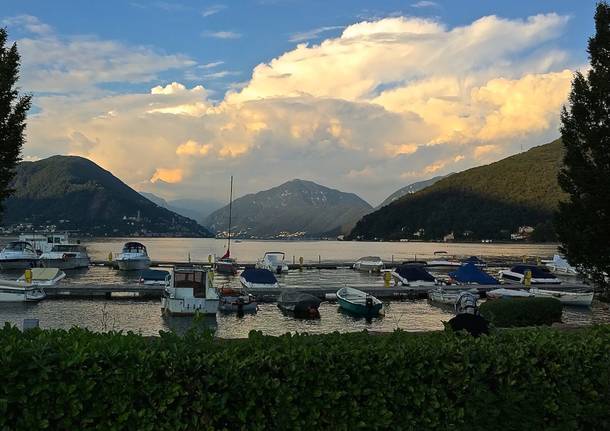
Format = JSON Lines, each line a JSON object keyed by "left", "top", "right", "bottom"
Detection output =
{"left": 1, "top": 0, "right": 599, "bottom": 206}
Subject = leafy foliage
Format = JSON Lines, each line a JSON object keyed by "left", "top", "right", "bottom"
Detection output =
{"left": 479, "top": 298, "right": 563, "bottom": 327}
{"left": 0, "top": 28, "right": 31, "bottom": 215}
{"left": 556, "top": 2, "right": 610, "bottom": 292}
{"left": 349, "top": 140, "right": 565, "bottom": 241}
{"left": 2, "top": 155, "right": 212, "bottom": 237}
{"left": 1, "top": 324, "right": 610, "bottom": 430}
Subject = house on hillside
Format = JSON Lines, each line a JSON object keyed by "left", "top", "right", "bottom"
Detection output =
{"left": 443, "top": 232, "right": 455, "bottom": 242}
{"left": 511, "top": 226, "right": 535, "bottom": 241}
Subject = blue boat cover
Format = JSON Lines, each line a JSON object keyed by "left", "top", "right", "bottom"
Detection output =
{"left": 449, "top": 263, "right": 499, "bottom": 285}
{"left": 510, "top": 265, "right": 557, "bottom": 279}
{"left": 394, "top": 264, "right": 436, "bottom": 282}
{"left": 463, "top": 256, "right": 486, "bottom": 265}
{"left": 139, "top": 269, "right": 169, "bottom": 281}
{"left": 241, "top": 268, "right": 278, "bottom": 284}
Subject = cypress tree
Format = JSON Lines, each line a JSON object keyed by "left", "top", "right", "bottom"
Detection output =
{"left": 0, "top": 27, "right": 31, "bottom": 216}
{"left": 556, "top": 2, "right": 610, "bottom": 292}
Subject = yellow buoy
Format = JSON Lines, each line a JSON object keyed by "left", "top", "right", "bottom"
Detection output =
{"left": 208, "top": 254, "right": 212, "bottom": 263}
{"left": 384, "top": 271, "right": 391, "bottom": 287}
{"left": 524, "top": 270, "right": 532, "bottom": 287}
{"left": 24, "top": 268, "right": 32, "bottom": 284}
{"left": 108, "top": 252, "right": 113, "bottom": 262}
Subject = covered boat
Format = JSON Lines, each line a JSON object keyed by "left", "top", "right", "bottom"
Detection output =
{"left": 544, "top": 255, "right": 578, "bottom": 275}
{"left": 428, "top": 286, "right": 479, "bottom": 305}
{"left": 161, "top": 267, "right": 219, "bottom": 315}
{"left": 449, "top": 263, "right": 499, "bottom": 285}
{"left": 218, "top": 286, "right": 257, "bottom": 313}
{"left": 256, "top": 252, "right": 289, "bottom": 274}
{"left": 115, "top": 242, "right": 151, "bottom": 271}
{"left": 499, "top": 265, "right": 561, "bottom": 284}
{"left": 240, "top": 268, "right": 279, "bottom": 289}
{"left": 336, "top": 287, "right": 383, "bottom": 317}
{"left": 138, "top": 269, "right": 170, "bottom": 286}
{"left": 277, "top": 291, "right": 321, "bottom": 317}
{"left": 529, "top": 288, "right": 593, "bottom": 307}
{"left": 391, "top": 264, "right": 436, "bottom": 287}
{"left": 0, "top": 268, "right": 66, "bottom": 302}
{"left": 427, "top": 251, "right": 461, "bottom": 268}
{"left": 352, "top": 256, "right": 384, "bottom": 273}
{"left": 462, "top": 256, "right": 487, "bottom": 267}
{"left": 39, "top": 244, "right": 90, "bottom": 269}
{"left": 0, "top": 241, "right": 38, "bottom": 270}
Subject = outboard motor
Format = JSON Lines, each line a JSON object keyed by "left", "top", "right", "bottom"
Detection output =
{"left": 365, "top": 297, "right": 373, "bottom": 310}
{"left": 454, "top": 291, "right": 478, "bottom": 315}
{"left": 448, "top": 291, "right": 488, "bottom": 336}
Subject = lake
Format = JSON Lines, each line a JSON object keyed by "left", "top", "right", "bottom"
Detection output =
{"left": 2, "top": 237, "right": 608, "bottom": 337}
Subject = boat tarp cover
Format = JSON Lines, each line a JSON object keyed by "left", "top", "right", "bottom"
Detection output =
{"left": 139, "top": 269, "right": 169, "bottom": 281}
{"left": 463, "top": 256, "right": 486, "bottom": 264}
{"left": 278, "top": 291, "right": 321, "bottom": 306}
{"left": 449, "top": 263, "right": 499, "bottom": 285}
{"left": 394, "top": 264, "right": 436, "bottom": 282}
{"left": 241, "top": 268, "right": 278, "bottom": 284}
{"left": 29, "top": 268, "right": 62, "bottom": 281}
{"left": 511, "top": 265, "right": 558, "bottom": 279}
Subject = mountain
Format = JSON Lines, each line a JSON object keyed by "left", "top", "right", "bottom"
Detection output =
{"left": 204, "top": 179, "right": 372, "bottom": 238}
{"left": 348, "top": 139, "right": 565, "bottom": 241}
{"left": 377, "top": 175, "right": 449, "bottom": 209}
{"left": 2, "top": 155, "right": 212, "bottom": 237}
{"left": 138, "top": 193, "right": 222, "bottom": 224}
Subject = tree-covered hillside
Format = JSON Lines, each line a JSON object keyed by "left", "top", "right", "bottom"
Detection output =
{"left": 348, "top": 140, "right": 565, "bottom": 241}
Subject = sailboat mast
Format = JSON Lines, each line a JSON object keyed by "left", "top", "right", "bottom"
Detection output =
{"left": 227, "top": 175, "right": 233, "bottom": 255}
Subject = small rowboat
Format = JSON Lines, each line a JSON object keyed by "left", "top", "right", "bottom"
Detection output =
{"left": 336, "top": 287, "right": 383, "bottom": 317}
{"left": 529, "top": 288, "right": 593, "bottom": 307}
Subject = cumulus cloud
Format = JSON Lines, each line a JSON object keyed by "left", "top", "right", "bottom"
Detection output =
{"left": 21, "top": 14, "right": 577, "bottom": 204}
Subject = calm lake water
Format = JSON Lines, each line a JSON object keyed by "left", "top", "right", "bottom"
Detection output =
{"left": 1, "top": 238, "right": 608, "bottom": 337}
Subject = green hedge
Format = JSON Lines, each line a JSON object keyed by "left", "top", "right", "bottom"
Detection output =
{"left": 1, "top": 324, "right": 610, "bottom": 430}
{"left": 480, "top": 297, "right": 563, "bottom": 327}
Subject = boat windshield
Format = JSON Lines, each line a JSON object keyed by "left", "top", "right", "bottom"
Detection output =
{"left": 265, "top": 253, "right": 285, "bottom": 264}
{"left": 122, "top": 242, "right": 147, "bottom": 254}
{"left": 51, "top": 245, "right": 86, "bottom": 253}
{"left": 5, "top": 242, "right": 34, "bottom": 253}
{"left": 174, "top": 270, "right": 206, "bottom": 297}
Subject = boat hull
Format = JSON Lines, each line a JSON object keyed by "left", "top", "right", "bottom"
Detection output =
{"left": 161, "top": 297, "right": 219, "bottom": 315}
{"left": 218, "top": 297, "right": 257, "bottom": 313}
{"left": 353, "top": 262, "right": 383, "bottom": 273}
{"left": 337, "top": 297, "right": 383, "bottom": 317}
{"left": 0, "top": 286, "right": 45, "bottom": 302}
{"left": 530, "top": 289, "right": 593, "bottom": 307}
{"left": 40, "top": 257, "right": 90, "bottom": 270}
{"left": 117, "top": 259, "right": 151, "bottom": 271}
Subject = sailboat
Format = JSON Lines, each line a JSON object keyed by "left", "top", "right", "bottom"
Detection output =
{"left": 215, "top": 175, "right": 239, "bottom": 276}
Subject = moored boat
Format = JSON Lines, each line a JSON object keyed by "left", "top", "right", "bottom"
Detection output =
{"left": 240, "top": 268, "right": 279, "bottom": 289}
{"left": 277, "top": 291, "right": 321, "bottom": 317}
{"left": 427, "top": 251, "right": 461, "bottom": 268}
{"left": 161, "top": 267, "right": 219, "bottom": 315}
{"left": 449, "top": 262, "right": 499, "bottom": 285}
{"left": 462, "top": 256, "right": 487, "bottom": 268}
{"left": 391, "top": 263, "right": 437, "bottom": 287}
{"left": 0, "top": 268, "right": 66, "bottom": 302}
{"left": 217, "top": 286, "right": 257, "bottom": 313}
{"left": 486, "top": 288, "right": 533, "bottom": 300}
{"left": 336, "top": 287, "right": 383, "bottom": 317}
{"left": 499, "top": 265, "right": 561, "bottom": 284}
{"left": 39, "top": 244, "right": 90, "bottom": 269}
{"left": 0, "top": 241, "right": 39, "bottom": 270}
{"left": 115, "top": 242, "right": 151, "bottom": 271}
{"left": 215, "top": 257, "right": 239, "bottom": 275}
{"left": 352, "top": 256, "right": 384, "bottom": 273}
{"left": 256, "top": 252, "right": 289, "bottom": 274}
{"left": 428, "top": 286, "right": 479, "bottom": 305}
{"left": 544, "top": 255, "right": 578, "bottom": 275}
{"left": 529, "top": 288, "right": 593, "bottom": 307}
{"left": 138, "top": 269, "right": 171, "bottom": 286}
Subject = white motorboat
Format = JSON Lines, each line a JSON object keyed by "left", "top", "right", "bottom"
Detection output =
{"left": 428, "top": 286, "right": 479, "bottom": 305}
{"left": 240, "top": 268, "right": 279, "bottom": 289}
{"left": 353, "top": 256, "right": 384, "bottom": 273}
{"left": 256, "top": 252, "right": 289, "bottom": 274}
{"left": 19, "top": 233, "right": 72, "bottom": 255}
{"left": 391, "top": 264, "right": 437, "bottom": 287}
{"left": 544, "top": 255, "right": 578, "bottom": 276}
{"left": 529, "top": 288, "right": 594, "bottom": 307}
{"left": 161, "top": 267, "right": 219, "bottom": 315}
{"left": 115, "top": 242, "right": 151, "bottom": 271}
{"left": 486, "top": 288, "right": 534, "bottom": 300}
{"left": 217, "top": 286, "right": 257, "bottom": 313}
{"left": 139, "top": 269, "right": 171, "bottom": 286}
{"left": 0, "top": 241, "right": 39, "bottom": 270}
{"left": 0, "top": 268, "right": 66, "bottom": 302}
{"left": 39, "top": 244, "right": 90, "bottom": 270}
{"left": 499, "top": 265, "right": 561, "bottom": 284}
{"left": 427, "top": 251, "right": 461, "bottom": 268}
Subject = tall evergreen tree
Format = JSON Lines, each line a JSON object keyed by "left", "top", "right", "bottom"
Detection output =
{"left": 0, "top": 28, "right": 31, "bottom": 216}
{"left": 556, "top": 2, "right": 610, "bottom": 292}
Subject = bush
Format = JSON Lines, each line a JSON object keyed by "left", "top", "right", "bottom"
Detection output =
{"left": 480, "top": 297, "right": 563, "bottom": 327}
{"left": 1, "top": 324, "right": 610, "bottom": 430}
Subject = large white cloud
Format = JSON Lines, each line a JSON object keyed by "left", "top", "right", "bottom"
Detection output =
{"left": 15, "top": 13, "right": 577, "bottom": 204}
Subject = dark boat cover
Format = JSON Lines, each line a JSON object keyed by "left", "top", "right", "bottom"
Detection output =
{"left": 394, "top": 264, "right": 436, "bottom": 282}
{"left": 241, "top": 268, "right": 278, "bottom": 284}
{"left": 510, "top": 265, "right": 557, "bottom": 279}
{"left": 463, "top": 256, "right": 486, "bottom": 265}
{"left": 449, "top": 263, "right": 498, "bottom": 285}
{"left": 139, "top": 269, "right": 169, "bottom": 281}
{"left": 278, "top": 291, "right": 321, "bottom": 307}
